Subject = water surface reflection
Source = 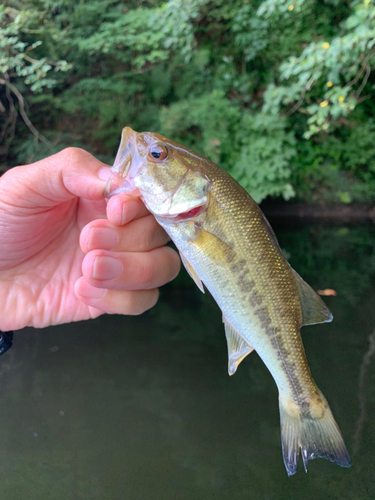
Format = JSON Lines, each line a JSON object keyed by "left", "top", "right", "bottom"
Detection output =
{"left": 0, "top": 224, "right": 374, "bottom": 499}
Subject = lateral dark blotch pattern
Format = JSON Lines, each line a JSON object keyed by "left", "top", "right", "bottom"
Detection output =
{"left": 253, "top": 304, "right": 308, "bottom": 404}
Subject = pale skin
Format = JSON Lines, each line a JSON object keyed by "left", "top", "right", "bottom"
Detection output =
{"left": 0, "top": 147, "right": 181, "bottom": 331}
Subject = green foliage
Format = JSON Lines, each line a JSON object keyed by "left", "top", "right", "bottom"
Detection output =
{"left": 160, "top": 92, "right": 296, "bottom": 202}
{"left": 1, "top": 0, "right": 374, "bottom": 204}
{"left": 231, "top": 114, "right": 296, "bottom": 203}
{"left": 0, "top": 2, "right": 71, "bottom": 157}
{"left": 0, "top": 4, "right": 71, "bottom": 91}
{"left": 75, "top": 8, "right": 168, "bottom": 68}
{"left": 160, "top": 90, "right": 241, "bottom": 163}
{"left": 262, "top": 0, "right": 375, "bottom": 138}
{"left": 291, "top": 120, "right": 375, "bottom": 203}
{"left": 231, "top": 4, "right": 269, "bottom": 63}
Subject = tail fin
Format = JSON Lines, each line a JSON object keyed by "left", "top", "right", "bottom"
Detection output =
{"left": 279, "top": 393, "right": 351, "bottom": 476}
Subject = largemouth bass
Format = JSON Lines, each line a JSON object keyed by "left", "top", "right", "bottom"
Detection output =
{"left": 105, "top": 127, "right": 351, "bottom": 476}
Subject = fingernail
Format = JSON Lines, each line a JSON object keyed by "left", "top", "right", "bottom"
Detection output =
{"left": 88, "top": 227, "right": 119, "bottom": 251}
{"left": 78, "top": 282, "right": 106, "bottom": 299}
{"left": 98, "top": 167, "right": 111, "bottom": 181}
{"left": 93, "top": 256, "right": 123, "bottom": 280}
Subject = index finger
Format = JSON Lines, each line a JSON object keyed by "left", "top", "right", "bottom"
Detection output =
{"left": 0, "top": 148, "right": 110, "bottom": 209}
{"left": 106, "top": 194, "right": 150, "bottom": 226}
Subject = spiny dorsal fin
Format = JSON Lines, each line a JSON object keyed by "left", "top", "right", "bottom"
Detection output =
{"left": 292, "top": 269, "right": 333, "bottom": 326}
{"left": 223, "top": 315, "right": 254, "bottom": 376}
{"left": 179, "top": 251, "right": 205, "bottom": 293}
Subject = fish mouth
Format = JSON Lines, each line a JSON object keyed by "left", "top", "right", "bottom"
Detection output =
{"left": 104, "top": 127, "right": 140, "bottom": 197}
{"left": 154, "top": 204, "right": 206, "bottom": 221}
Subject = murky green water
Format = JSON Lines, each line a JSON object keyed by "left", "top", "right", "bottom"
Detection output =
{"left": 1, "top": 223, "right": 374, "bottom": 500}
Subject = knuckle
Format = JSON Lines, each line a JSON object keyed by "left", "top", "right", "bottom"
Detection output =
{"left": 142, "top": 289, "right": 159, "bottom": 312}
{"left": 122, "top": 293, "right": 139, "bottom": 314}
{"left": 59, "top": 147, "right": 89, "bottom": 165}
{"left": 132, "top": 232, "right": 150, "bottom": 254}
{"left": 165, "top": 247, "right": 181, "bottom": 280}
{"left": 125, "top": 290, "right": 159, "bottom": 315}
{"left": 135, "top": 258, "right": 156, "bottom": 287}
{"left": 132, "top": 216, "right": 158, "bottom": 252}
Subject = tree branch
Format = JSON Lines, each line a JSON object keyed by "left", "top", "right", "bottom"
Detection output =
{"left": 0, "top": 77, "right": 51, "bottom": 146}
{"left": 285, "top": 97, "right": 304, "bottom": 116}
{"left": 0, "top": 81, "right": 18, "bottom": 155}
{"left": 355, "top": 62, "right": 371, "bottom": 100}
{"left": 346, "top": 48, "right": 375, "bottom": 91}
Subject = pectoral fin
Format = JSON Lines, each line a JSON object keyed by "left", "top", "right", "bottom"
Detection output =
{"left": 223, "top": 315, "right": 254, "bottom": 376}
{"left": 179, "top": 251, "right": 204, "bottom": 293}
{"left": 292, "top": 269, "right": 333, "bottom": 326}
{"left": 190, "top": 227, "right": 236, "bottom": 267}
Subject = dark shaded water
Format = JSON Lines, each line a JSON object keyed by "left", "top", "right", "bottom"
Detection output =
{"left": 1, "top": 224, "right": 375, "bottom": 499}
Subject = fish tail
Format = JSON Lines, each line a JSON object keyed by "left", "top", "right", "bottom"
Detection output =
{"left": 279, "top": 391, "right": 351, "bottom": 476}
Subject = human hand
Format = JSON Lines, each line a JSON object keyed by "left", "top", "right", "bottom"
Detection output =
{"left": 0, "top": 148, "right": 180, "bottom": 330}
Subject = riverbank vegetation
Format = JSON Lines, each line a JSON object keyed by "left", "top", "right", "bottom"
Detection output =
{"left": 1, "top": 0, "right": 374, "bottom": 204}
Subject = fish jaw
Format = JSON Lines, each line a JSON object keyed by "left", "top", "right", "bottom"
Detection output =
{"left": 105, "top": 127, "right": 209, "bottom": 220}
{"left": 167, "top": 171, "right": 208, "bottom": 216}
{"left": 143, "top": 171, "right": 208, "bottom": 219}
{"left": 104, "top": 127, "right": 142, "bottom": 197}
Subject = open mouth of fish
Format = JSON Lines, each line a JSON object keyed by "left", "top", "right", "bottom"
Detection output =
{"left": 104, "top": 127, "right": 207, "bottom": 221}
{"left": 104, "top": 127, "right": 139, "bottom": 198}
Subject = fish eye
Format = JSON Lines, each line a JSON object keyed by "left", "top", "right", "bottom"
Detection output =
{"left": 149, "top": 143, "right": 168, "bottom": 161}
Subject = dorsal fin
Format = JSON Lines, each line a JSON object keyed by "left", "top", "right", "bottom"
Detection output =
{"left": 292, "top": 269, "right": 333, "bottom": 326}
{"left": 223, "top": 315, "right": 255, "bottom": 375}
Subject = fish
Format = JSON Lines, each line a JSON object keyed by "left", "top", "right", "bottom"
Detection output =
{"left": 105, "top": 126, "right": 351, "bottom": 476}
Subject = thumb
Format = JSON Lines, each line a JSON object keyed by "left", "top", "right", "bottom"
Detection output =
{"left": 0, "top": 148, "right": 111, "bottom": 208}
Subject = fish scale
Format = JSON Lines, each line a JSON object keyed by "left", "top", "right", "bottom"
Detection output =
{"left": 196, "top": 165, "right": 308, "bottom": 398}
{"left": 105, "top": 126, "right": 351, "bottom": 476}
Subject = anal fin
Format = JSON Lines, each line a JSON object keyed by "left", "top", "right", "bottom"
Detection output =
{"left": 223, "top": 315, "right": 254, "bottom": 376}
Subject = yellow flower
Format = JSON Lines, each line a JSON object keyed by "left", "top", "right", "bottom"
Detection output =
{"left": 338, "top": 95, "right": 345, "bottom": 103}
{"left": 322, "top": 42, "right": 330, "bottom": 49}
{"left": 326, "top": 81, "right": 333, "bottom": 88}
{"left": 320, "top": 100, "right": 329, "bottom": 108}
{"left": 288, "top": 4, "right": 294, "bottom": 10}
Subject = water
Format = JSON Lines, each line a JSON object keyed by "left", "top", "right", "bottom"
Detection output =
{"left": 1, "top": 223, "right": 374, "bottom": 500}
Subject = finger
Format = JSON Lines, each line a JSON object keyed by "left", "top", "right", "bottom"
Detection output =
{"left": 81, "top": 246, "right": 181, "bottom": 290}
{"left": 80, "top": 216, "right": 170, "bottom": 253}
{"left": 78, "top": 199, "right": 107, "bottom": 227}
{"left": 74, "top": 277, "right": 159, "bottom": 315}
{"left": 1, "top": 148, "right": 111, "bottom": 209}
{"left": 106, "top": 194, "right": 149, "bottom": 226}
